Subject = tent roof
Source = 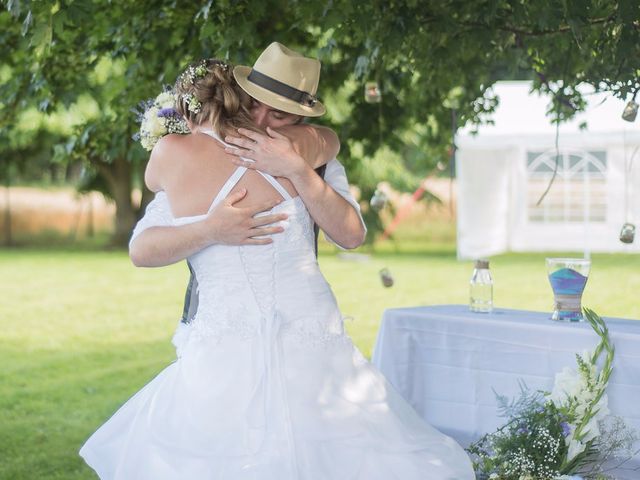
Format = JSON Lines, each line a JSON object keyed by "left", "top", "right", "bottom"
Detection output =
{"left": 458, "top": 81, "right": 639, "bottom": 143}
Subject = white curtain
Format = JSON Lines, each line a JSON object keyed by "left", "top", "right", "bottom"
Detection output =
{"left": 456, "top": 148, "right": 512, "bottom": 260}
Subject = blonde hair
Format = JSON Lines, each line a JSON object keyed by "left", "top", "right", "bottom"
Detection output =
{"left": 174, "top": 59, "right": 256, "bottom": 137}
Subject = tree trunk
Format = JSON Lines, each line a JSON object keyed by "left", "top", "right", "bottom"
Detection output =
{"left": 3, "top": 158, "right": 12, "bottom": 247}
{"left": 136, "top": 159, "right": 154, "bottom": 219}
{"left": 3, "top": 186, "right": 12, "bottom": 247}
{"left": 99, "top": 156, "right": 137, "bottom": 248}
{"left": 139, "top": 185, "right": 154, "bottom": 218}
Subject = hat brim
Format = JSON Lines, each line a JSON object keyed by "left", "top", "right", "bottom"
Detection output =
{"left": 233, "top": 66, "right": 326, "bottom": 118}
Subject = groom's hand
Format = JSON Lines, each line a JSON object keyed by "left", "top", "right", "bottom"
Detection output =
{"left": 224, "top": 127, "right": 307, "bottom": 178}
{"left": 206, "top": 188, "right": 288, "bottom": 245}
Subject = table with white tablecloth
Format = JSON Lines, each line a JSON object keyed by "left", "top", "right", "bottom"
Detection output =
{"left": 372, "top": 305, "right": 640, "bottom": 477}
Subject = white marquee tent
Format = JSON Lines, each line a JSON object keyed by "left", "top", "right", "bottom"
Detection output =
{"left": 456, "top": 81, "right": 640, "bottom": 260}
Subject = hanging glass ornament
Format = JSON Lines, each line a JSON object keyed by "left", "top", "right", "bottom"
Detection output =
{"left": 364, "top": 81, "right": 382, "bottom": 103}
{"left": 370, "top": 188, "right": 388, "bottom": 211}
{"left": 619, "top": 222, "right": 636, "bottom": 244}
{"left": 622, "top": 100, "right": 638, "bottom": 122}
{"left": 379, "top": 268, "right": 394, "bottom": 288}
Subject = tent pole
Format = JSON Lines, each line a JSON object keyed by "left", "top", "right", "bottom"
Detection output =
{"left": 583, "top": 158, "right": 591, "bottom": 260}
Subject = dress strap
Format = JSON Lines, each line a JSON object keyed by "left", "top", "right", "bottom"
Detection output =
{"left": 200, "top": 128, "right": 292, "bottom": 201}
{"left": 207, "top": 166, "right": 248, "bottom": 212}
{"left": 256, "top": 171, "right": 292, "bottom": 201}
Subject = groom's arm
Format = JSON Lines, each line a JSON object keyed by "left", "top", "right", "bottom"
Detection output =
{"left": 318, "top": 159, "right": 367, "bottom": 248}
{"left": 225, "top": 127, "right": 366, "bottom": 249}
{"left": 289, "top": 160, "right": 366, "bottom": 249}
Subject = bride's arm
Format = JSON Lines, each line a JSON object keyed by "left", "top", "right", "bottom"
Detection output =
{"left": 277, "top": 123, "right": 340, "bottom": 168}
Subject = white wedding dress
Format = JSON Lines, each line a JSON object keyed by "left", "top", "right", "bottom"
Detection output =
{"left": 79, "top": 131, "right": 475, "bottom": 480}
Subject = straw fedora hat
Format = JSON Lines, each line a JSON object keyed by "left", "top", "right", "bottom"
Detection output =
{"left": 233, "top": 42, "right": 326, "bottom": 117}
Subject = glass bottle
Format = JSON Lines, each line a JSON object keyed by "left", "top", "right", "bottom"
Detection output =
{"left": 470, "top": 259, "right": 493, "bottom": 313}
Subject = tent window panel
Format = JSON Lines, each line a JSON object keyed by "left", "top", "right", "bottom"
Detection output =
{"left": 569, "top": 155, "right": 582, "bottom": 169}
{"left": 526, "top": 150, "right": 607, "bottom": 224}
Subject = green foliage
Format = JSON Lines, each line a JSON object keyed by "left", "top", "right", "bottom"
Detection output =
{"left": 2, "top": 0, "right": 639, "bottom": 243}
{"left": 469, "top": 393, "right": 567, "bottom": 479}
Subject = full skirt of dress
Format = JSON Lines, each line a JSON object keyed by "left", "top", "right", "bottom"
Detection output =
{"left": 79, "top": 325, "right": 475, "bottom": 480}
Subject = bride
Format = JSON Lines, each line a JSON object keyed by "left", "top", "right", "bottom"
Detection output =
{"left": 79, "top": 54, "right": 475, "bottom": 480}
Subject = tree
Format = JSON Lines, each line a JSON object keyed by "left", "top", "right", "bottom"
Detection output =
{"left": 2, "top": 0, "right": 638, "bottom": 245}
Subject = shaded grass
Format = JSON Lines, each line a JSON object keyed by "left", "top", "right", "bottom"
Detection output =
{"left": 1, "top": 245, "right": 639, "bottom": 478}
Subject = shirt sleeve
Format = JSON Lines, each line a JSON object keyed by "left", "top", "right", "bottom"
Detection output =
{"left": 129, "top": 191, "right": 174, "bottom": 249}
{"left": 321, "top": 158, "right": 367, "bottom": 248}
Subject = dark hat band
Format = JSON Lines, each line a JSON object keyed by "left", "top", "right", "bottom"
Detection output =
{"left": 247, "top": 69, "right": 318, "bottom": 108}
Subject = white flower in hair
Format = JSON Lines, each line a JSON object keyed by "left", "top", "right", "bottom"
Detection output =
{"left": 183, "top": 92, "right": 202, "bottom": 114}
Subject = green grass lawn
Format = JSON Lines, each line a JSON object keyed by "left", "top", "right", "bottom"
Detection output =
{"left": 1, "top": 245, "right": 639, "bottom": 479}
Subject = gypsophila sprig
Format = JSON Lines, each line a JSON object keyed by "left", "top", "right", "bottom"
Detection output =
{"left": 134, "top": 88, "right": 190, "bottom": 151}
{"left": 467, "top": 308, "right": 637, "bottom": 480}
{"left": 183, "top": 92, "right": 202, "bottom": 114}
{"left": 180, "top": 59, "right": 209, "bottom": 86}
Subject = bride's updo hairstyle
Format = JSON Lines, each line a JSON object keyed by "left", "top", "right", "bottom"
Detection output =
{"left": 175, "top": 58, "right": 255, "bottom": 136}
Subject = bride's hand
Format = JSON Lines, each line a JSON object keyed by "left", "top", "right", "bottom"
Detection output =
{"left": 224, "top": 128, "right": 307, "bottom": 178}
{"left": 205, "top": 188, "right": 288, "bottom": 245}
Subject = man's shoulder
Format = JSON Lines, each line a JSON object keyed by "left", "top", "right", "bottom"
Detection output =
{"left": 323, "top": 157, "right": 347, "bottom": 181}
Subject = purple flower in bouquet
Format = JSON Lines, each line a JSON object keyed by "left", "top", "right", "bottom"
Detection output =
{"left": 136, "top": 90, "right": 190, "bottom": 151}
{"left": 467, "top": 310, "right": 638, "bottom": 480}
{"left": 158, "top": 107, "right": 180, "bottom": 118}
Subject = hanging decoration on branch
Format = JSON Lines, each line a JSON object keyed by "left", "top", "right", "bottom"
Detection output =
{"left": 622, "top": 91, "right": 638, "bottom": 122}
{"left": 370, "top": 188, "right": 388, "bottom": 211}
{"left": 619, "top": 144, "right": 638, "bottom": 244}
{"left": 619, "top": 223, "right": 635, "bottom": 244}
{"left": 364, "top": 81, "right": 382, "bottom": 103}
{"left": 622, "top": 100, "right": 638, "bottom": 122}
{"left": 379, "top": 268, "right": 394, "bottom": 288}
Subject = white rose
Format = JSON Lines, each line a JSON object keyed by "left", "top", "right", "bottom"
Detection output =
{"left": 141, "top": 135, "right": 155, "bottom": 151}
{"left": 156, "top": 91, "right": 175, "bottom": 108}
{"left": 147, "top": 114, "right": 166, "bottom": 138}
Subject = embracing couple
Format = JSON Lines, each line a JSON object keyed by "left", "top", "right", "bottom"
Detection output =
{"left": 79, "top": 42, "right": 475, "bottom": 479}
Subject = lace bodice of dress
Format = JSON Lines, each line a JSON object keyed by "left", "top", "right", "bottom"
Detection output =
{"left": 173, "top": 130, "right": 349, "bottom": 351}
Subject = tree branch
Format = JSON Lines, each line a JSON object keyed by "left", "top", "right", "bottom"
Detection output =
{"left": 458, "top": 15, "right": 616, "bottom": 37}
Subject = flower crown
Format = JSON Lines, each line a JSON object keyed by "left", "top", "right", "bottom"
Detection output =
{"left": 179, "top": 59, "right": 230, "bottom": 114}
{"left": 134, "top": 60, "right": 231, "bottom": 151}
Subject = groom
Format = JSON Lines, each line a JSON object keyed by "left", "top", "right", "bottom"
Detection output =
{"left": 129, "top": 42, "right": 366, "bottom": 323}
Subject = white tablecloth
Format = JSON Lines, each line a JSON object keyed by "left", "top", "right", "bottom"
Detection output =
{"left": 372, "top": 305, "right": 640, "bottom": 477}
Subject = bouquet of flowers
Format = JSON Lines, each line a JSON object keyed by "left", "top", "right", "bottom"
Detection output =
{"left": 467, "top": 309, "right": 638, "bottom": 480}
{"left": 135, "top": 89, "right": 190, "bottom": 151}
